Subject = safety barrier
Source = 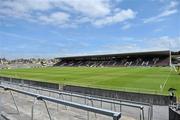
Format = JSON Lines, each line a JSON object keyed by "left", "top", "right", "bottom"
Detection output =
{"left": 0, "top": 81, "right": 153, "bottom": 120}
{"left": 0, "top": 85, "right": 121, "bottom": 120}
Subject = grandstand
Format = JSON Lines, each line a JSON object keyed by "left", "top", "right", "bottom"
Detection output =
{"left": 54, "top": 50, "right": 171, "bottom": 67}
{"left": 0, "top": 50, "right": 180, "bottom": 120}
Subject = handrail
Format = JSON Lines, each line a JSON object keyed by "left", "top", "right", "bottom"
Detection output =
{"left": 1, "top": 80, "right": 154, "bottom": 120}
{"left": 0, "top": 85, "right": 121, "bottom": 120}
{"left": 4, "top": 81, "right": 144, "bottom": 109}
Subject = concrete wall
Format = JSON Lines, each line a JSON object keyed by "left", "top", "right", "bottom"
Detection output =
{"left": 63, "top": 85, "right": 176, "bottom": 105}
{"left": 0, "top": 76, "right": 176, "bottom": 105}
{"left": 169, "top": 107, "right": 180, "bottom": 120}
{"left": 0, "top": 76, "right": 59, "bottom": 90}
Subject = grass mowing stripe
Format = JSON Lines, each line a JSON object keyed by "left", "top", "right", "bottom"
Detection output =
{"left": 0, "top": 67, "right": 179, "bottom": 96}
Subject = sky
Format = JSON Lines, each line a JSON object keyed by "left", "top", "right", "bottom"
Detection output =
{"left": 0, "top": 0, "right": 179, "bottom": 59}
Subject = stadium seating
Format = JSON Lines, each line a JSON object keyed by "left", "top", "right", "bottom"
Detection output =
{"left": 54, "top": 56, "right": 169, "bottom": 67}
{"left": 54, "top": 51, "right": 170, "bottom": 67}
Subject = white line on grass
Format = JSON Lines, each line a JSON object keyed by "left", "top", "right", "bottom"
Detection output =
{"left": 161, "top": 68, "right": 173, "bottom": 92}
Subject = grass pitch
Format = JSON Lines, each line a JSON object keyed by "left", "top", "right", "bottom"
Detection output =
{"left": 0, "top": 67, "right": 179, "bottom": 96}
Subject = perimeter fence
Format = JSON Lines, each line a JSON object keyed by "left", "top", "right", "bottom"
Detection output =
{"left": 0, "top": 80, "right": 153, "bottom": 120}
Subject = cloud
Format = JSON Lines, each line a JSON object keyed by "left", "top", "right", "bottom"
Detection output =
{"left": 0, "top": 31, "right": 40, "bottom": 42}
{"left": 95, "top": 36, "right": 180, "bottom": 55}
{"left": 121, "top": 23, "right": 131, "bottom": 30}
{"left": 0, "top": 0, "right": 52, "bottom": 19}
{"left": 0, "top": 30, "right": 93, "bottom": 58}
{"left": 93, "top": 9, "right": 136, "bottom": 27}
{"left": 60, "top": 0, "right": 111, "bottom": 18}
{"left": 38, "top": 12, "right": 70, "bottom": 25}
{"left": 149, "top": 36, "right": 180, "bottom": 50}
{"left": 144, "top": 1, "right": 178, "bottom": 23}
{"left": 0, "top": 0, "right": 52, "bottom": 12}
{"left": 144, "top": 9, "right": 177, "bottom": 23}
{"left": 165, "top": 1, "right": 179, "bottom": 9}
{"left": 102, "top": 43, "right": 139, "bottom": 53}
{"left": 154, "top": 28, "right": 163, "bottom": 32}
{"left": 0, "top": 0, "right": 136, "bottom": 27}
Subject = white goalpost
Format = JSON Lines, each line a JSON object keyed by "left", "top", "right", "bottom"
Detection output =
{"left": 169, "top": 50, "right": 178, "bottom": 72}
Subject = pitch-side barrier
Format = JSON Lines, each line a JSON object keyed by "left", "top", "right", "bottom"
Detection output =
{"left": 0, "top": 84, "right": 121, "bottom": 120}
{"left": 0, "top": 81, "right": 153, "bottom": 120}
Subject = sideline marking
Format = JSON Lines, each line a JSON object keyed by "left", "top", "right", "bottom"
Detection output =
{"left": 161, "top": 68, "right": 173, "bottom": 92}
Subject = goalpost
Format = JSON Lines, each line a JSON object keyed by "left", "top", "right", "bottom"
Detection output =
{"left": 169, "top": 50, "right": 172, "bottom": 67}
{"left": 169, "top": 50, "right": 180, "bottom": 73}
{"left": 160, "top": 50, "right": 179, "bottom": 92}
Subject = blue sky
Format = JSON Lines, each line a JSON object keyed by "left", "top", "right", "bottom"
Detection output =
{"left": 0, "top": 0, "right": 179, "bottom": 59}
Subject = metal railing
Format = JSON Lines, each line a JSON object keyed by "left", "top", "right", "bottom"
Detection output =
{"left": 0, "top": 85, "right": 121, "bottom": 120}
{"left": 0, "top": 81, "right": 153, "bottom": 120}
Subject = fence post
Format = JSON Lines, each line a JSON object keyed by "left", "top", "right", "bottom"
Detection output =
{"left": 90, "top": 99, "right": 97, "bottom": 118}
{"left": 9, "top": 91, "right": 20, "bottom": 114}
{"left": 61, "top": 93, "right": 67, "bottom": 110}
{"left": 139, "top": 106, "right": 144, "bottom": 120}
{"left": 100, "top": 99, "right": 103, "bottom": 108}
{"left": 31, "top": 98, "right": 38, "bottom": 120}
{"left": 42, "top": 100, "right": 52, "bottom": 120}
{"left": 119, "top": 101, "right": 122, "bottom": 112}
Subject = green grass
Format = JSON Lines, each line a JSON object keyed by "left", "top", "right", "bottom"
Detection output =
{"left": 0, "top": 67, "right": 180, "bottom": 96}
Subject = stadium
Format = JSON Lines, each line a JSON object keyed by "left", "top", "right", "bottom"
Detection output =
{"left": 0, "top": 50, "right": 180, "bottom": 120}
{"left": 0, "top": 0, "right": 180, "bottom": 120}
